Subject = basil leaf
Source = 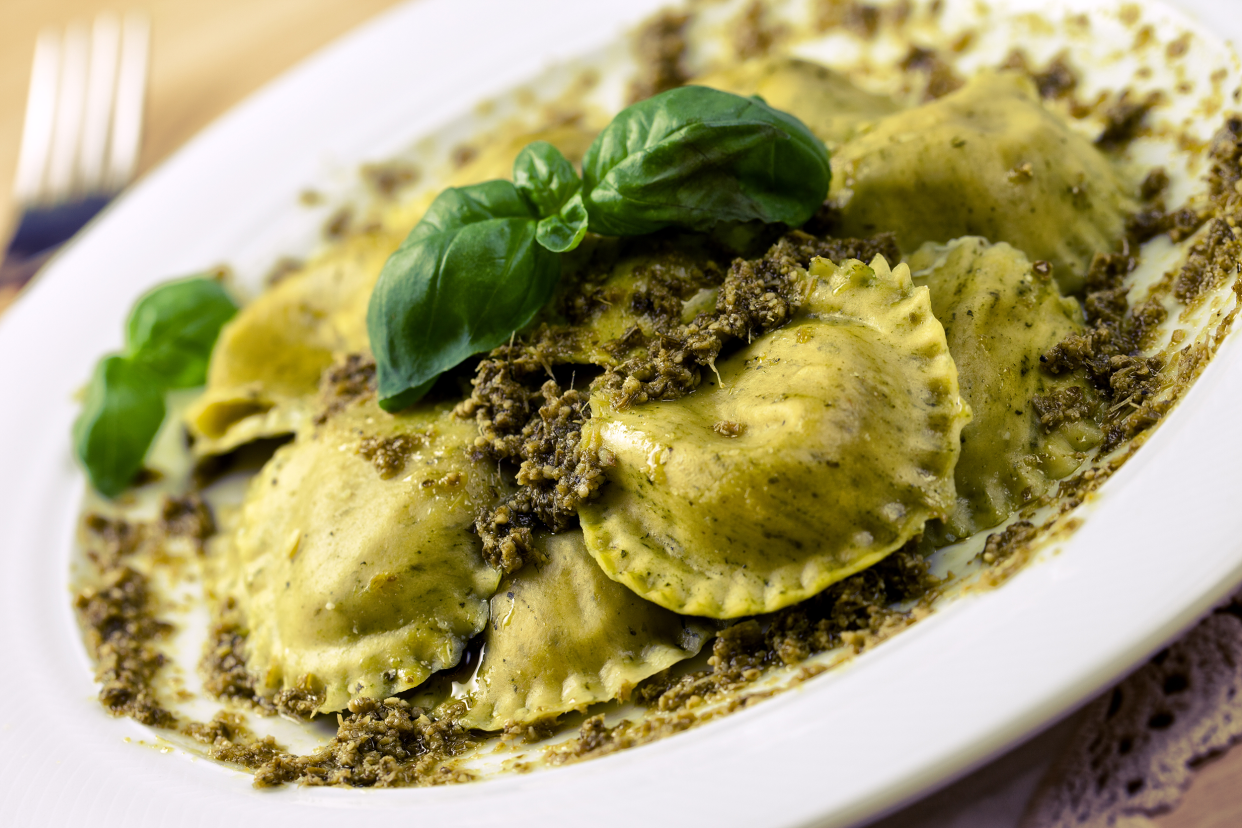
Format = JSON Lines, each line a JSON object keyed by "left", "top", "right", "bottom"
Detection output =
{"left": 408, "top": 179, "right": 532, "bottom": 242}
{"left": 126, "top": 276, "right": 238, "bottom": 387}
{"left": 367, "top": 180, "right": 560, "bottom": 410}
{"left": 365, "top": 90, "right": 832, "bottom": 413}
{"left": 514, "top": 141, "right": 582, "bottom": 217}
{"left": 514, "top": 141, "right": 589, "bottom": 253}
{"left": 581, "top": 85, "right": 832, "bottom": 236}
{"left": 73, "top": 356, "right": 167, "bottom": 498}
{"left": 536, "top": 191, "right": 589, "bottom": 253}
{"left": 76, "top": 274, "right": 237, "bottom": 497}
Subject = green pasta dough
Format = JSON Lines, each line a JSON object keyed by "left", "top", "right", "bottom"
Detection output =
{"left": 579, "top": 256, "right": 970, "bottom": 618}
{"left": 219, "top": 396, "right": 508, "bottom": 713}
{"left": 187, "top": 125, "right": 598, "bottom": 456}
{"left": 909, "top": 237, "right": 1102, "bottom": 540}
{"left": 831, "top": 71, "right": 1136, "bottom": 294}
{"left": 460, "top": 531, "right": 711, "bottom": 731}
{"left": 697, "top": 56, "right": 904, "bottom": 147}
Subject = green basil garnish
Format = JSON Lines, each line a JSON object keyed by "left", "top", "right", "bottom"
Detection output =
{"left": 581, "top": 86, "right": 832, "bottom": 236}
{"left": 514, "top": 141, "right": 582, "bottom": 219}
{"left": 74, "top": 356, "right": 167, "bottom": 498}
{"left": 367, "top": 180, "right": 560, "bottom": 412}
{"left": 368, "top": 86, "right": 831, "bottom": 409}
{"left": 513, "top": 141, "right": 590, "bottom": 254}
{"left": 74, "top": 276, "right": 238, "bottom": 497}
{"left": 126, "top": 277, "right": 239, "bottom": 388}
{"left": 536, "top": 193, "right": 589, "bottom": 254}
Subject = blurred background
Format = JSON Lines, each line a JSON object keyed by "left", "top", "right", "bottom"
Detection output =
{"left": 0, "top": 0, "right": 404, "bottom": 309}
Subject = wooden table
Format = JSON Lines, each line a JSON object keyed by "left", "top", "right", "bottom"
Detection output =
{"left": 0, "top": 0, "right": 403, "bottom": 309}
{"left": 1, "top": 1, "right": 1239, "bottom": 824}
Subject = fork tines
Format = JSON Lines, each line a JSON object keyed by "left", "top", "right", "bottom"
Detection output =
{"left": 8, "top": 12, "right": 149, "bottom": 261}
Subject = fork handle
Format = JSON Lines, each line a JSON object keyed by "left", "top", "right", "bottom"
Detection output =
{"left": 7, "top": 194, "right": 110, "bottom": 259}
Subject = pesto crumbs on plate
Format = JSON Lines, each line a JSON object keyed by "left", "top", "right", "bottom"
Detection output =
{"left": 69, "top": 0, "right": 1242, "bottom": 789}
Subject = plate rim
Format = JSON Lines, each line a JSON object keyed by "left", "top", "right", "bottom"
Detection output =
{"left": 1, "top": 1, "right": 1241, "bottom": 826}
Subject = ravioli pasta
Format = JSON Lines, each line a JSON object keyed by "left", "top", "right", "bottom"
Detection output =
{"left": 695, "top": 56, "right": 903, "bottom": 147}
{"left": 125, "top": 43, "right": 1170, "bottom": 754}
{"left": 909, "top": 237, "right": 1102, "bottom": 539}
{"left": 186, "top": 229, "right": 398, "bottom": 455}
{"left": 460, "top": 531, "right": 711, "bottom": 731}
{"left": 546, "top": 243, "right": 723, "bottom": 366}
{"left": 188, "top": 125, "right": 598, "bottom": 457}
{"left": 578, "top": 256, "right": 971, "bottom": 618}
{"left": 221, "top": 396, "right": 507, "bottom": 713}
{"left": 830, "top": 72, "right": 1137, "bottom": 294}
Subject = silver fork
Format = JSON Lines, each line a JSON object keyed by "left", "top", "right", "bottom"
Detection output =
{"left": 1, "top": 12, "right": 150, "bottom": 296}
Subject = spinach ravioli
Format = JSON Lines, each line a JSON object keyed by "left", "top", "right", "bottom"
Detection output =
{"left": 908, "top": 237, "right": 1102, "bottom": 540}
{"left": 696, "top": 56, "right": 904, "bottom": 147}
{"left": 132, "top": 44, "right": 1166, "bottom": 747}
{"left": 186, "top": 228, "right": 398, "bottom": 456}
{"left": 578, "top": 256, "right": 971, "bottom": 618}
{"left": 830, "top": 71, "right": 1137, "bottom": 294}
{"left": 65, "top": 0, "right": 1242, "bottom": 790}
{"left": 220, "top": 396, "right": 508, "bottom": 713}
{"left": 187, "top": 125, "right": 599, "bottom": 457}
{"left": 543, "top": 242, "right": 724, "bottom": 367}
{"left": 460, "top": 531, "right": 712, "bottom": 731}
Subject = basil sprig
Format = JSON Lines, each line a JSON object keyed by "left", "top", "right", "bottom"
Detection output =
{"left": 75, "top": 277, "right": 237, "bottom": 497}
{"left": 367, "top": 180, "right": 560, "bottom": 412}
{"left": 74, "top": 357, "right": 169, "bottom": 498}
{"left": 368, "top": 85, "right": 831, "bottom": 409}
{"left": 582, "top": 86, "right": 831, "bottom": 236}
{"left": 514, "top": 141, "right": 590, "bottom": 254}
{"left": 126, "top": 277, "right": 240, "bottom": 387}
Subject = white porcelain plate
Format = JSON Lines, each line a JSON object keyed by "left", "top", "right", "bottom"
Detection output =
{"left": 2, "top": 0, "right": 1241, "bottom": 826}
